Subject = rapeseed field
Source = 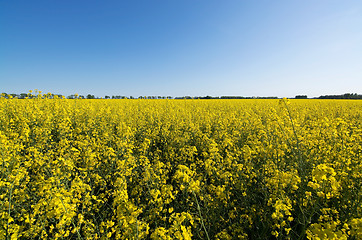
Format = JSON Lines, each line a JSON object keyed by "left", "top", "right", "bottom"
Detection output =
{"left": 0, "top": 93, "right": 361, "bottom": 239}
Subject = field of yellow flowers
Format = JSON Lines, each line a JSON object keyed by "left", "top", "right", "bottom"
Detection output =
{"left": 0, "top": 94, "right": 361, "bottom": 239}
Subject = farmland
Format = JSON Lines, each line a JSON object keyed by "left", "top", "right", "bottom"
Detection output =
{"left": 0, "top": 96, "right": 361, "bottom": 239}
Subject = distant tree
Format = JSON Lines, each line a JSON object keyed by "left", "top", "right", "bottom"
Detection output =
{"left": 105, "top": 96, "right": 110, "bottom": 99}
{"left": 86, "top": 94, "right": 95, "bottom": 99}
{"left": 343, "top": 93, "right": 359, "bottom": 99}
{"left": 295, "top": 95, "right": 308, "bottom": 99}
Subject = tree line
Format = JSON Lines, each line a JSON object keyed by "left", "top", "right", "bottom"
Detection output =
{"left": 317, "top": 93, "right": 362, "bottom": 99}
{"left": 1, "top": 92, "right": 361, "bottom": 100}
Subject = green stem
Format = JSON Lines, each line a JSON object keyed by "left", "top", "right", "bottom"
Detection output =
{"left": 192, "top": 191, "right": 210, "bottom": 240}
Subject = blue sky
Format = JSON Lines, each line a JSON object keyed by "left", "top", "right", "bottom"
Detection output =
{"left": 1, "top": 0, "right": 362, "bottom": 98}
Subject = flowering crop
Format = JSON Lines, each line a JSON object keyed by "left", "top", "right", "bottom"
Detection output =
{"left": 0, "top": 94, "right": 361, "bottom": 239}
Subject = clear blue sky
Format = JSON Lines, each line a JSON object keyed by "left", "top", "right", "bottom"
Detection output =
{"left": 1, "top": 0, "right": 362, "bottom": 98}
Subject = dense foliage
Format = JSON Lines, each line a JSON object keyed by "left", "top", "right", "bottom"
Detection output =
{"left": 1, "top": 94, "right": 361, "bottom": 239}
